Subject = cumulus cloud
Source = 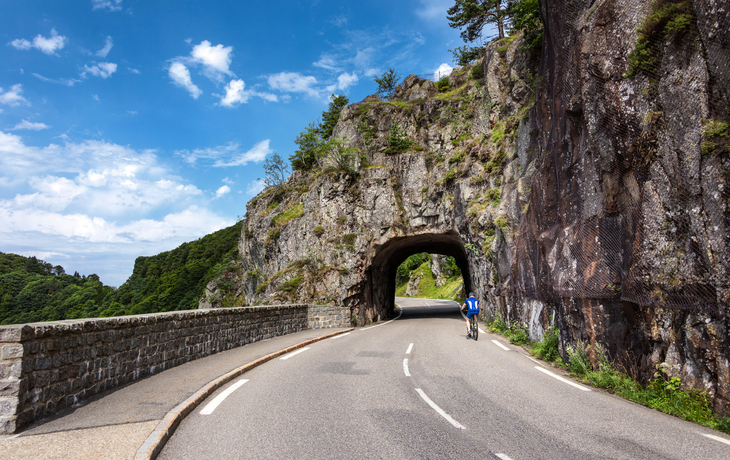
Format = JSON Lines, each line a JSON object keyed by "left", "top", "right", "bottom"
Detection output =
{"left": 313, "top": 55, "right": 340, "bottom": 71}
{"left": 11, "top": 120, "right": 50, "bottom": 131}
{"left": 190, "top": 40, "right": 234, "bottom": 82}
{"left": 267, "top": 72, "right": 320, "bottom": 98}
{"left": 326, "top": 72, "right": 359, "bottom": 93}
{"left": 215, "top": 185, "right": 231, "bottom": 198}
{"left": 0, "top": 84, "right": 29, "bottom": 106}
{"left": 415, "top": 0, "right": 452, "bottom": 20}
{"left": 217, "top": 79, "right": 277, "bottom": 107}
{"left": 96, "top": 36, "right": 113, "bottom": 57}
{"left": 11, "top": 29, "right": 67, "bottom": 55}
{"left": 176, "top": 140, "right": 272, "bottom": 167}
{"left": 434, "top": 63, "right": 454, "bottom": 80}
{"left": 92, "top": 0, "right": 123, "bottom": 11}
{"left": 169, "top": 62, "right": 202, "bottom": 99}
{"left": 82, "top": 62, "right": 118, "bottom": 78}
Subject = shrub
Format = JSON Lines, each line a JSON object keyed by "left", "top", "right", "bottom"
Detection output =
{"left": 470, "top": 65, "right": 485, "bottom": 81}
{"left": 436, "top": 76, "right": 451, "bottom": 92}
{"left": 279, "top": 276, "right": 303, "bottom": 293}
{"left": 566, "top": 341, "right": 592, "bottom": 377}
{"left": 385, "top": 122, "right": 411, "bottom": 154}
{"left": 313, "top": 226, "right": 325, "bottom": 237}
{"left": 531, "top": 328, "right": 560, "bottom": 363}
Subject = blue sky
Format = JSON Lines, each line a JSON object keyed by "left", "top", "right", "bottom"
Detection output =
{"left": 0, "top": 0, "right": 465, "bottom": 286}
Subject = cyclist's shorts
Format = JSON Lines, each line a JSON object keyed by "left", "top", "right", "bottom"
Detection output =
{"left": 467, "top": 311, "right": 479, "bottom": 319}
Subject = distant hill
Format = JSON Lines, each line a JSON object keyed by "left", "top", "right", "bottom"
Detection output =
{"left": 0, "top": 221, "right": 242, "bottom": 325}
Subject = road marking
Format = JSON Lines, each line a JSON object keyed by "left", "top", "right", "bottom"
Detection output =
{"left": 329, "top": 332, "right": 351, "bottom": 340}
{"left": 414, "top": 388, "right": 465, "bottom": 430}
{"left": 535, "top": 366, "right": 592, "bottom": 391}
{"left": 403, "top": 358, "right": 411, "bottom": 377}
{"left": 491, "top": 340, "right": 510, "bottom": 351}
{"left": 495, "top": 454, "right": 514, "bottom": 460}
{"left": 406, "top": 343, "right": 414, "bottom": 354}
{"left": 479, "top": 327, "right": 486, "bottom": 334}
{"left": 701, "top": 433, "right": 730, "bottom": 446}
{"left": 362, "top": 309, "right": 403, "bottom": 329}
{"left": 280, "top": 347, "right": 310, "bottom": 360}
{"left": 200, "top": 379, "right": 249, "bottom": 415}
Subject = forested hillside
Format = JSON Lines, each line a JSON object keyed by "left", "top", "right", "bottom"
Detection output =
{"left": 0, "top": 221, "right": 241, "bottom": 325}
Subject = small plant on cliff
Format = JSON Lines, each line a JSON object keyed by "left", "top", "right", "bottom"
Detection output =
{"left": 701, "top": 119, "right": 729, "bottom": 156}
{"left": 450, "top": 45, "right": 486, "bottom": 66}
{"left": 317, "top": 136, "right": 359, "bottom": 175}
{"left": 385, "top": 121, "right": 411, "bottom": 154}
{"left": 313, "top": 225, "right": 325, "bottom": 237}
{"left": 436, "top": 76, "right": 451, "bottom": 92}
{"left": 469, "top": 65, "right": 485, "bottom": 81}
{"left": 625, "top": 0, "right": 694, "bottom": 78}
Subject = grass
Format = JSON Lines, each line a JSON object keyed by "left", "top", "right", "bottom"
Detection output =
{"left": 271, "top": 203, "right": 304, "bottom": 227}
{"left": 394, "top": 262, "right": 463, "bottom": 301}
{"left": 486, "top": 315, "right": 730, "bottom": 435}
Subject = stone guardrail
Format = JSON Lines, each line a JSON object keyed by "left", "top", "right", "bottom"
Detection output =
{"left": 0, "top": 303, "right": 350, "bottom": 434}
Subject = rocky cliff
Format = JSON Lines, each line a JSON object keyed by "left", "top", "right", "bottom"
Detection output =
{"left": 202, "top": 0, "right": 730, "bottom": 414}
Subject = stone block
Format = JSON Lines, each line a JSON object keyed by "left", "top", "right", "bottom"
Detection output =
{"left": 1, "top": 344, "right": 24, "bottom": 360}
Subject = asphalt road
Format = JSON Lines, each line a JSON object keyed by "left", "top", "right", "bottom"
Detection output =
{"left": 159, "top": 299, "right": 730, "bottom": 459}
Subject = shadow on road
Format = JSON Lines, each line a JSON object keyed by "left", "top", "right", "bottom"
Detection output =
{"left": 394, "top": 297, "right": 464, "bottom": 321}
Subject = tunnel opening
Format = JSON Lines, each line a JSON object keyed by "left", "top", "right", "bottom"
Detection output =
{"left": 362, "top": 231, "right": 473, "bottom": 324}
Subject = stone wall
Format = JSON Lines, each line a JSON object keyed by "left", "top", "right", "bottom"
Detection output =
{"left": 0, "top": 304, "right": 343, "bottom": 434}
{"left": 307, "top": 304, "right": 351, "bottom": 329}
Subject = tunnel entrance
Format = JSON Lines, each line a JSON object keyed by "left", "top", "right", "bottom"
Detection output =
{"left": 361, "top": 231, "right": 472, "bottom": 324}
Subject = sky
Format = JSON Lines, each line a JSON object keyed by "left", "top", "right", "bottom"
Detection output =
{"left": 0, "top": 0, "right": 466, "bottom": 286}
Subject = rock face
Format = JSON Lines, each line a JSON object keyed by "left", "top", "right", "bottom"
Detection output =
{"left": 203, "top": 0, "right": 730, "bottom": 414}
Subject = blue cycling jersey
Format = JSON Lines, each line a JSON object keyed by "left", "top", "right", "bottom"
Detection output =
{"left": 465, "top": 296, "right": 479, "bottom": 313}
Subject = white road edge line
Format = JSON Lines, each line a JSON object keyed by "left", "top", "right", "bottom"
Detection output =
{"left": 414, "top": 388, "right": 465, "bottom": 430}
{"left": 495, "top": 454, "right": 514, "bottom": 460}
{"left": 329, "top": 332, "right": 351, "bottom": 340}
{"left": 403, "top": 358, "right": 411, "bottom": 377}
{"left": 406, "top": 343, "right": 414, "bottom": 354}
{"left": 491, "top": 339, "right": 510, "bottom": 351}
{"left": 701, "top": 432, "right": 730, "bottom": 446}
{"left": 478, "top": 327, "right": 486, "bottom": 334}
{"left": 280, "top": 347, "right": 310, "bottom": 360}
{"left": 362, "top": 309, "right": 403, "bottom": 330}
{"left": 535, "top": 366, "right": 592, "bottom": 391}
{"left": 200, "top": 379, "right": 249, "bottom": 415}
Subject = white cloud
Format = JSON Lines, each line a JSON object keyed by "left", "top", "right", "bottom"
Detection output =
{"left": 217, "top": 79, "right": 278, "bottom": 107}
{"left": 434, "top": 63, "right": 453, "bottom": 80}
{"left": 0, "top": 84, "right": 29, "bottom": 106}
{"left": 415, "top": 0, "right": 452, "bottom": 20}
{"left": 169, "top": 62, "right": 202, "bottom": 99}
{"left": 313, "top": 55, "right": 340, "bottom": 71}
{"left": 129, "top": 68, "right": 140, "bottom": 74}
{"left": 10, "top": 29, "right": 67, "bottom": 55}
{"left": 364, "top": 68, "right": 380, "bottom": 77}
{"left": 82, "top": 62, "right": 118, "bottom": 78}
{"left": 190, "top": 40, "right": 234, "bottom": 82}
{"left": 32, "top": 73, "right": 81, "bottom": 86}
{"left": 246, "top": 179, "right": 266, "bottom": 196}
{"left": 92, "top": 94, "right": 100, "bottom": 101}
{"left": 222, "top": 177, "right": 234, "bottom": 185}
{"left": 326, "top": 72, "right": 359, "bottom": 93}
{"left": 267, "top": 72, "right": 320, "bottom": 98}
{"left": 96, "top": 36, "right": 113, "bottom": 57}
{"left": 176, "top": 140, "right": 272, "bottom": 167}
{"left": 127, "top": 110, "right": 138, "bottom": 115}
{"left": 215, "top": 185, "right": 231, "bottom": 198}
{"left": 11, "top": 120, "right": 50, "bottom": 131}
{"left": 92, "top": 0, "right": 123, "bottom": 11}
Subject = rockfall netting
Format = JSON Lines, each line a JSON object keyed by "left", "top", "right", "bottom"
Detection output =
{"left": 514, "top": 0, "right": 729, "bottom": 317}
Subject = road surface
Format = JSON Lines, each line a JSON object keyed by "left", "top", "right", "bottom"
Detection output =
{"left": 159, "top": 298, "right": 730, "bottom": 459}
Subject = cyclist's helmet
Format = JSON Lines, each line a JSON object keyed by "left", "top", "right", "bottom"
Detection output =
{"left": 469, "top": 291, "right": 475, "bottom": 297}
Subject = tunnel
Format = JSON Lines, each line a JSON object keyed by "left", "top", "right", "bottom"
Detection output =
{"left": 361, "top": 230, "right": 472, "bottom": 324}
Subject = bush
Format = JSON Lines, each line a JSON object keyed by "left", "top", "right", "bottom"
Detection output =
{"left": 436, "top": 77, "right": 450, "bottom": 92}
{"left": 531, "top": 328, "right": 560, "bottom": 362}
{"left": 470, "top": 65, "right": 485, "bottom": 81}
{"left": 385, "top": 122, "right": 411, "bottom": 154}
{"left": 313, "top": 226, "right": 325, "bottom": 237}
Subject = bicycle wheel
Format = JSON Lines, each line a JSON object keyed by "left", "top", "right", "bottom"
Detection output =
{"left": 471, "top": 317, "right": 478, "bottom": 341}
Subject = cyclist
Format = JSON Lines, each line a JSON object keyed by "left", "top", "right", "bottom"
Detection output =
{"left": 461, "top": 292, "right": 479, "bottom": 337}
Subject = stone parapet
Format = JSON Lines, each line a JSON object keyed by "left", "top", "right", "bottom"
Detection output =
{"left": 307, "top": 304, "right": 351, "bottom": 329}
{"left": 0, "top": 304, "right": 341, "bottom": 434}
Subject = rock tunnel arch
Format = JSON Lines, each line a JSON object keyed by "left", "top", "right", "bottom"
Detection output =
{"left": 360, "top": 231, "right": 473, "bottom": 324}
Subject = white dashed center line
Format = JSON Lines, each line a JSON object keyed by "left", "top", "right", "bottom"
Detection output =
{"left": 280, "top": 347, "right": 310, "bottom": 360}
{"left": 535, "top": 366, "right": 591, "bottom": 391}
{"left": 403, "top": 358, "right": 411, "bottom": 377}
{"left": 415, "top": 388, "right": 465, "bottom": 430}
{"left": 406, "top": 343, "right": 414, "bottom": 354}
{"left": 491, "top": 340, "right": 510, "bottom": 351}
{"left": 495, "top": 454, "right": 514, "bottom": 460}
{"left": 200, "top": 379, "right": 249, "bottom": 415}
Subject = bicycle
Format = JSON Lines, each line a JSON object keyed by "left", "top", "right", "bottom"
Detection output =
{"left": 469, "top": 315, "right": 478, "bottom": 341}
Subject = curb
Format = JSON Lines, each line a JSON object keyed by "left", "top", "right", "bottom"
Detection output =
{"left": 133, "top": 328, "right": 354, "bottom": 460}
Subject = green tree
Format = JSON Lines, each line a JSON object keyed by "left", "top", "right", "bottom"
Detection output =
{"left": 450, "top": 45, "right": 487, "bottom": 66}
{"left": 259, "top": 152, "right": 290, "bottom": 189}
{"left": 447, "top": 0, "right": 511, "bottom": 42}
{"left": 373, "top": 68, "right": 401, "bottom": 101}
{"left": 508, "top": 0, "right": 543, "bottom": 49}
{"left": 291, "top": 122, "right": 323, "bottom": 171}
{"left": 319, "top": 94, "right": 349, "bottom": 139}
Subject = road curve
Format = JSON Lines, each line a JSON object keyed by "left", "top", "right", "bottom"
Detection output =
{"left": 159, "top": 300, "right": 730, "bottom": 459}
